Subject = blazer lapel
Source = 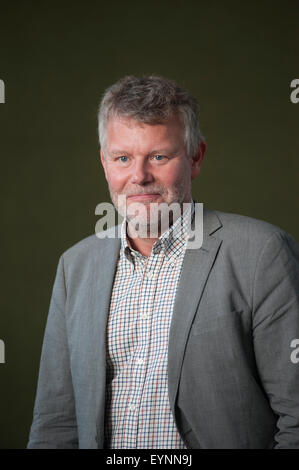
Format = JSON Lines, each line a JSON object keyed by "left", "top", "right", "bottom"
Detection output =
{"left": 88, "top": 228, "right": 121, "bottom": 447}
{"left": 168, "top": 207, "right": 223, "bottom": 415}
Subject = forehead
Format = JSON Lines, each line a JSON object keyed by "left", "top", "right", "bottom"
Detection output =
{"left": 105, "top": 114, "right": 185, "bottom": 152}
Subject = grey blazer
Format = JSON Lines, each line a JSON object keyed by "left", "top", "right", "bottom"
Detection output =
{"left": 27, "top": 208, "right": 299, "bottom": 449}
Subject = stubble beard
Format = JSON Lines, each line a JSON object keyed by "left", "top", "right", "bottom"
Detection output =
{"left": 108, "top": 177, "right": 191, "bottom": 238}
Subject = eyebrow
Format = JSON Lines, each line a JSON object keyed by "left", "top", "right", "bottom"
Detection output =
{"left": 108, "top": 148, "right": 179, "bottom": 157}
{"left": 109, "top": 150, "right": 129, "bottom": 156}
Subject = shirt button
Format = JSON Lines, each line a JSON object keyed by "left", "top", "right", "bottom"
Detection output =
{"left": 128, "top": 404, "right": 136, "bottom": 412}
{"left": 136, "top": 358, "right": 144, "bottom": 365}
{"left": 140, "top": 313, "right": 148, "bottom": 320}
{"left": 146, "top": 270, "right": 153, "bottom": 280}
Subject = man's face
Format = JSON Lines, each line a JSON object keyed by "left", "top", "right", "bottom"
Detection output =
{"left": 100, "top": 114, "right": 204, "bottom": 229}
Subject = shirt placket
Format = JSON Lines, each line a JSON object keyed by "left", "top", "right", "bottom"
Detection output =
{"left": 126, "top": 251, "right": 162, "bottom": 448}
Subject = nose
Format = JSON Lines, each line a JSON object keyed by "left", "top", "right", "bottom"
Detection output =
{"left": 130, "top": 159, "right": 154, "bottom": 185}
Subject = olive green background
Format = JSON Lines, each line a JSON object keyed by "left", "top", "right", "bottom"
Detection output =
{"left": 0, "top": 0, "right": 298, "bottom": 449}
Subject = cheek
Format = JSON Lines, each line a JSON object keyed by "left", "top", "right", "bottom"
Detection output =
{"left": 159, "top": 165, "right": 187, "bottom": 186}
{"left": 106, "top": 169, "right": 128, "bottom": 190}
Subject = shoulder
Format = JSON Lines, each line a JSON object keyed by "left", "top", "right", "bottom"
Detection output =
{"left": 213, "top": 209, "right": 294, "bottom": 242}
{"left": 59, "top": 225, "right": 121, "bottom": 269}
{"left": 208, "top": 208, "right": 299, "bottom": 262}
{"left": 205, "top": 209, "right": 299, "bottom": 289}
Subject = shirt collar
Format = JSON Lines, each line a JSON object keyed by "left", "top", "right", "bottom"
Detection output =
{"left": 120, "top": 198, "right": 195, "bottom": 264}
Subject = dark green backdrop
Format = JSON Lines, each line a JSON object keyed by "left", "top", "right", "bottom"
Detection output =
{"left": 0, "top": 0, "right": 298, "bottom": 448}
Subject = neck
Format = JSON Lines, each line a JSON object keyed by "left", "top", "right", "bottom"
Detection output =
{"left": 126, "top": 198, "right": 192, "bottom": 258}
{"left": 127, "top": 231, "right": 157, "bottom": 257}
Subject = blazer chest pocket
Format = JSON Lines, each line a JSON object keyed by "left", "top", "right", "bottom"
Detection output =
{"left": 190, "top": 309, "right": 244, "bottom": 336}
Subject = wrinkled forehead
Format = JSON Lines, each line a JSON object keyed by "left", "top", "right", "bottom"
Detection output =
{"left": 106, "top": 120, "right": 185, "bottom": 158}
{"left": 105, "top": 113, "right": 185, "bottom": 152}
{"left": 107, "top": 110, "right": 183, "bottom": 129}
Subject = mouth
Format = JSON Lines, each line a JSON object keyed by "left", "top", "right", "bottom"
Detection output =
{"left": 127, "top": 194, "right": 161, "bottom": 201}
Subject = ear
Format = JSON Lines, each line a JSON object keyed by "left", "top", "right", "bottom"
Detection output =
{"left": 191, "top": 141, "right": 206, "bottom": 179}
{"left": 100, "top": 148, "right": 108, "bottom": 179}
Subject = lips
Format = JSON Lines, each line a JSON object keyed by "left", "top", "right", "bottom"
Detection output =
{"left": 127, "top": 194, "right": 160, "bottom": 201}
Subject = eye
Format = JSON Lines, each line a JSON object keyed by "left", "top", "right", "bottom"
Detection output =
{"left": 153, "top": 155, "right": 165, "bottom": 161}
{"left": 119, "top": 156, "right": 128, "bottom": 163}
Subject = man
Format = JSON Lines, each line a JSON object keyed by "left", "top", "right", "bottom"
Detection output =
{"left": 27, "top": 75, "right": 299, "bottom": 449}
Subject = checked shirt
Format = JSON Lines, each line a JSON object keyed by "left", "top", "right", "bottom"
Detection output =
{"left": 104, "top": 200, "right": 195, "bottom": 449}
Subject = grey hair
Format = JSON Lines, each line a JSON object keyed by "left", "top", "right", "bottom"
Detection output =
{"left": 98, "top": 75, "right": 204, "bottom": 158}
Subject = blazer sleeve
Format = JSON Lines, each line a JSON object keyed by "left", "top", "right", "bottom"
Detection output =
{"left": 252, "top": 230, "right": 299, "bottom": 449}
{"left": 27, "top": 255, "right": 79, "bottom": 449}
